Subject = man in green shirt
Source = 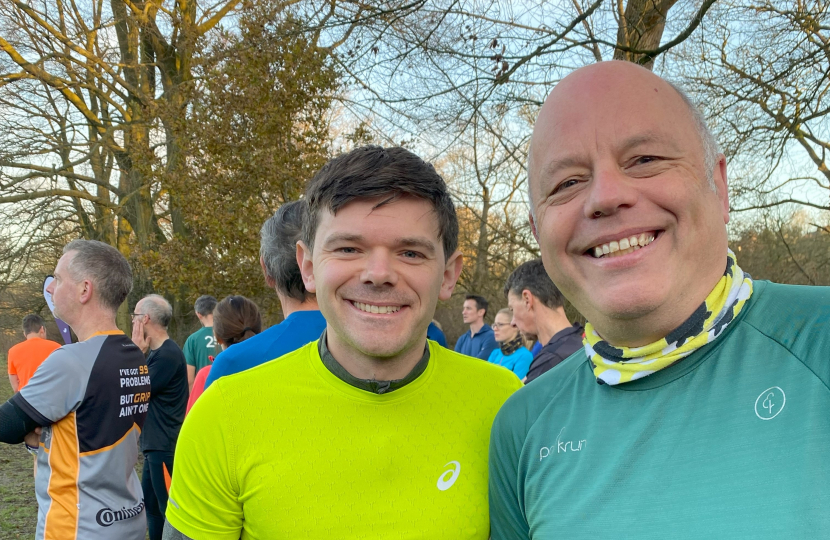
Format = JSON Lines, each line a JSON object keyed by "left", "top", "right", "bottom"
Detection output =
{"left": 182, "top": 295, "right": 217, "bottom": 390}
{"left": 164, "top": 146, "right": 522, "bottom": 539}
{"left": 489, "top": 61, "right": 830, "bottom": 538}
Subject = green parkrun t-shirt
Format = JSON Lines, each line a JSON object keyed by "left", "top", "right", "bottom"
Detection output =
{"left": 167, "top": 340, "right": 522, "bottom": 539}
{"left": 490, "top": 281, "right": 830, "bottom": 539}
{"left": 183, "top": 326, "right": 215, "bottom": 372}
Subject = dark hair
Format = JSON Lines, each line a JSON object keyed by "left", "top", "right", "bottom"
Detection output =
{"left": 504, "top": 259, "right": 565, "bottom": 309}
{"left": 213, "top": 295, "right": 262, "bottom": 347}
{"left": 302, "top": 145, "right": 459, "bottom": 260}
{"left": 260, "top": 201, "right": 312, "bottom": 302}
{"left": 63, "top": 239, "right": 132, "bottom": 312}
{"left": 22, "top": 314, "right": 45, "bottom": 336}
{"left": 194, "top": 295, "right": 218, "bottom": 316}
{"left": 465, "top": 294, "right": 489, "bottom": 317}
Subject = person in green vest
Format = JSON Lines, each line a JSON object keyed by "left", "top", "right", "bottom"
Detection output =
{"left": 489, "top": 60, "right": 830, "bottom": 539}
{"left": 182, "top": 295, "right": 217, "bottom": 391}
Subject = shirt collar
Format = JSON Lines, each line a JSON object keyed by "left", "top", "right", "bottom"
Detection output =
{"left": 318, "top": 330, "right": 430, "bottom": 394}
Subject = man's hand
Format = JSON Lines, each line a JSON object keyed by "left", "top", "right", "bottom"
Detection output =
{"left": 24, "top": 427, "right": 41, "bottom": 448}
{"left": 132, "top": 317, "right": 150, "bottom": 354}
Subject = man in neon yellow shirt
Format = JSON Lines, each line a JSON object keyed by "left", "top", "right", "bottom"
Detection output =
{"left": 164, "top": 146, "right": 522, "bottom": 540}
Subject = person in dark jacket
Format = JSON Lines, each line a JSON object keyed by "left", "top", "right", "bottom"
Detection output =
{"left": 504, "top": 259, "right": 583, "bottom": 382}
{"left": 131, "top": 294, "right": 188, "bottom": 540}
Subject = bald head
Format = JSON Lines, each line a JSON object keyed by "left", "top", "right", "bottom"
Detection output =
{"left": 523, "top": 60, "right": 731, "bottom": 347}
{"left": 528, "top": 61, "right": 719, "bottom": 209}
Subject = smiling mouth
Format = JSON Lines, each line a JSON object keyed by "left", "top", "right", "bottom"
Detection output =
{"left": 588, "top": 231, "right": 659, "bottom": 259}
{"left": 351, "top": 301, "right": 403, "bottom": 314}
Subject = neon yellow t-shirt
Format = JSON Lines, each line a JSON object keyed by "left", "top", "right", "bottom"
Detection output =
{"left": 167, "top": 340, "right": 522, "bottom": 539}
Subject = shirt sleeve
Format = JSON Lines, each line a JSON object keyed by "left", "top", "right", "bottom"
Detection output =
{"left": 489, "top": 400, "right": 531, "bottom": 540}
{"left": 7, "top": 349, "right": 16, "bottom": 375}
{"left": 14, "top": 346, "right": 87, "bottom": 424}
{"left": 166, "top": 381, "right": 243, "bottom": 539}
{"left": 203, "top": 350, "right": 229, "bottom": 390}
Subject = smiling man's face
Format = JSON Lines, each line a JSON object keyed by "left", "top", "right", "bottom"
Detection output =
{"left": 528, "top": 62, "right": 730, "bottom": 346}
{"left": 299, "top": 196, "right": 462, "bottom": 363}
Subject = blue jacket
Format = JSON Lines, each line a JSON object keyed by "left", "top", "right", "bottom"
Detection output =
{"left": 205, "top": 310, "right": 327, "bottom": 389}
{"left": 488, "top": 347, "right": 534, "bottom": 380}
{"left": 427, "top": 322, "right": 447, "bottom": 347}
{"left": 454, "top": 324, "right": 498, "bottom": 360}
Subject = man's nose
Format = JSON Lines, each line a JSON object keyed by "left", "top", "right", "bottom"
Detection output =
{"left": 360, "top": 250, "right": 397, "bottom": 287}
{"left": 583, "top": 163, "right": 639, "bottom": 219}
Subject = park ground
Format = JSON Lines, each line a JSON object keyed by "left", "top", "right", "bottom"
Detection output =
{"left": 0, "top": 355, "right": 36, "bottom": 538}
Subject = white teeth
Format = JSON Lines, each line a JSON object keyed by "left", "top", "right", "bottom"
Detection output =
{"left": 591, "top": 232, "right": 657, "bottom": 258}
{"left": 354, "top": 302, "right": 401, "bottom": 314}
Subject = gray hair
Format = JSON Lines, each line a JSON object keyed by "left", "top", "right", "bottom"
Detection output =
{"left": 63, "top": 239, "right": 132, "bottom": 312}
{"left": 140, "top": 294, "right": 173, "bottom": 328}
{"left": 667, "top": 81, "right": 721, "bottom": 190}
{"left": 194, "top": 295, "right": 217, "bottom": 316}
{"left": 527, "top": 79, "right": 722, "bottom": 219}
{"left": 260, "top": 200, "right": 312, "bottom": 303}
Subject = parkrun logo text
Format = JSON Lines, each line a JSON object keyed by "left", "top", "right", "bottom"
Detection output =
{"left": 96, "top": 501, "right": 145, "bottom": 527}
{"left": 539, "top": 427, "right": 587, "bottom": 461}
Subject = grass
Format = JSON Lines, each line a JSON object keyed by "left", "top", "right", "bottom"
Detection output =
{"left": 0, "top": 355, "right": 37, "bottom": 539}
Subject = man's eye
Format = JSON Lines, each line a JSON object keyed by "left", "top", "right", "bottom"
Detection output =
{"left": 634, "top": 156, "right": 658, "bottom": 165}
{"left": 338, "top": 247, "right": 357, "bottom": 254}
{"left": 402, "top": 251, "right": 422, "bottom": 259}
{"left": 552, "top": 178, "right": 580, "bottom": 194}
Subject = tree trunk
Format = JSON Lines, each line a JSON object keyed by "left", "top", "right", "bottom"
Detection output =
{"left": 614, "top": 0, "right": 679, "bottom": 69}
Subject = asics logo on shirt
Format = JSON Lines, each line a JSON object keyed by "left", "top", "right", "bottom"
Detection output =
{"left": 437, "top": 461, "right": 461, "bottom": 491}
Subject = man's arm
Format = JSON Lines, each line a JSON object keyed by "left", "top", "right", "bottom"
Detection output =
{"left": 186, "top": 365, "right": 196, "bottom": 391}
{"left": 0, "top": 399, "right": 42, "bottom": 444}
{"left": 8, "top": 374, "right": 18, "bottom": 393}
{"left": 162, "top": 520, "right": 194, "bottom": 540}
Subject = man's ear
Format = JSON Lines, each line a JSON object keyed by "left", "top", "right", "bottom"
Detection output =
{"left": 529, "top": 211, "right": 539, "bottom": 242}
{"left": 260, "top": 257, "right": 277, "bottom": 289}
{"left": 713, "top": 154, "right": 730, "bottom": 225}
{"left": 522, "top": 289, "right": 534, "bottom": 311}
{"left": 79, "top": 279, "right": 94, "bottom": 305}
{"left": 438, "top": 250, "right": 464, "bottom": 301}
{"left": 296, "top": 241, "right": 316, "bottom": 293}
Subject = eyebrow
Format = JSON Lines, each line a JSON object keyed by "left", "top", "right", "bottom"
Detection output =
{"left": 322, "top": 233, "right": 437, "bottom": 255}
{"left": 539, "top": 131, "right": 682, "bottom": 179}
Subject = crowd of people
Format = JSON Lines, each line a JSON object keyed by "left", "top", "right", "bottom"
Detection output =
{"left": 1, "top": 61, "right": 829, "bottom": 540}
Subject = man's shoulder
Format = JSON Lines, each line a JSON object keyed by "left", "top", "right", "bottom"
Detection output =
{"left": 154, "top": 339, "right": 186, "bottom": 362}
{"left": 495, "top": 350, "right": 586, "bottom": 430}
{"left": 184, "top": 326, "right": 210, "bottom": 342}
{"left": 212, "top": 341, "right": 316, "bottom": 393}
{"left": 740, "top": 280, "right": 830, "bottom": 375}
{"left": 432, "top": 345, "right": 522, "bottom": 392}
{"left": 217, "top": 315, "right": 322, "bottom": 365}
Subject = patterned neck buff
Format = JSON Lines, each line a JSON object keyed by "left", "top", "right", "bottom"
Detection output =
{"left": 584, "top": 250, "right": 753, "bottom": 385}
{"left": 500, "top": 333, "right": 525, "bottom": 356}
